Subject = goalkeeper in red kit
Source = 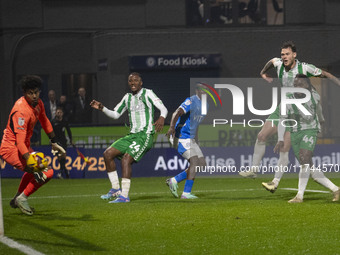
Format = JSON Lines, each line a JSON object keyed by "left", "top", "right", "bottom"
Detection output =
{"left": 0, "top": 75, "right": 65, "bottom": 215}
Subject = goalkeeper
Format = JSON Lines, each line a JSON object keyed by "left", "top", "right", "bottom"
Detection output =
{"left": 0, "top": 75, "right": 65, "bottom": 215}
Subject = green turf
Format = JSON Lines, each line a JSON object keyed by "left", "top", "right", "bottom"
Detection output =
{"left": 1, "top": 175, "right": 340, "bottom": 255}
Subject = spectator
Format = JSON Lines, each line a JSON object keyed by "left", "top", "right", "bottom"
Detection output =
{"left": 52, "top": 107, "right": 73, "bottom": 179}
{"left": 73, "top": 87, "right": 92, "bottom": 124}
{"left": 58, "top": 95, "right": 74, "bottom": 122}
{"left": 45, "top": 89, "right": 58, "bottom": 120}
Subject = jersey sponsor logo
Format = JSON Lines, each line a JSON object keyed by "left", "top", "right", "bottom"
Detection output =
{"left": 18, "top": 117, "right": 25, "bottom": 126}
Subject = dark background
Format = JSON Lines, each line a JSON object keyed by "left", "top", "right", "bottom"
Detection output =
{"left": 1, "top": 0, "right": 340, "bottom": 139}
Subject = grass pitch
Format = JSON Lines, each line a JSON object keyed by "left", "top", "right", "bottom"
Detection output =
{"left": 1, "top": 175, "right": 340, "bottom": 255}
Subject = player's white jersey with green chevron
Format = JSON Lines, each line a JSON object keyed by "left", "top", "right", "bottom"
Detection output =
{"left": 273, "top": 58, "right": 322, "bottom": 87}
{"left": 113, "top": 88, "right": 166, "bottom": 134}
{"left": 281, "top": 90, "right": 321, "bottom": 133}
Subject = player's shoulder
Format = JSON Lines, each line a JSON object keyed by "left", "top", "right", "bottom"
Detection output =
{"left": 144, "top": 88, "right": 158, "bottom": 96}
{"left": 299, "top": 60, "right": 318, "bottom": 68}
{"left": 183, "top": 96, "right": 194, "bottom": 104}
{"left": 272, "top": 57, "right": 281, "bottom": 63}
{"left": 13, "top": 97, "right": 29, "bottom": 112}
{"left": 272, "top": 57, "right": 282, "bottom": 67}
{"left": 10, "top": 98, "right": 31, "bottom": 120}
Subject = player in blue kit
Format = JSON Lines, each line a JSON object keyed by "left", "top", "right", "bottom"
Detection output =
{"left": 166, "top": 83, "right": 207, "bottom": 199}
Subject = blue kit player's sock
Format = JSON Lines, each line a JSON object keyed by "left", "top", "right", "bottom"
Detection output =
{"left": 174, "top": 171, "right": 187, "bottom": 183}
{"left": 183, "top": 179, "right": 194, "bottom": 194}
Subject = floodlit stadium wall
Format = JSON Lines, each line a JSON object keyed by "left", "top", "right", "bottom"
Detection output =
{"left": 2, "top": 144, "right": 340, "bottom": 178}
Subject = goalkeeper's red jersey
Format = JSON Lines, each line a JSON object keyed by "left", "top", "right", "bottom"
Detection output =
{"left": 0, "top": 96, "right": 53, "bottom": 157}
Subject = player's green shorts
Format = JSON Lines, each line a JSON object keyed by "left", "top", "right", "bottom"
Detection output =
{"left": 111, "top": 132, "right": 154, "bottom": 162}
{"left": 266, "top": 105, "right": 280, "bottom": 126}
{"left": 290, "top": 129, "right": 318, "bottom": 159}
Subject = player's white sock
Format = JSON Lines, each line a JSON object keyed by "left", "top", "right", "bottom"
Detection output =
{"left": 108, "top": 171, "right": 120, "bottom": 190}
{"left": 18, "top": 192, "right": 28, "bottom": 200}
{"left": 121, "top": 178, "right": 131, "bottom": 198}
{"left": 310, "top": 166, "right": 338, "bottom": 192}
{"left": 272, "top": 151, "right": 289, "bottom": 187}
{"left": 297, "top": 164, "right": 310, "bottom": 199}
{"left": 252, "top": 139, "right": 266, "bottom": 172}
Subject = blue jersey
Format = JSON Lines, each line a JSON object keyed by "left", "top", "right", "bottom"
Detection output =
{"left": 175, "top": 95, "right": 206, "bottom": 139}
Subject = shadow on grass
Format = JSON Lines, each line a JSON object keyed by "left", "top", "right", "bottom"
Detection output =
{"left": 7, "top": 215, "right": 106, "bottom": 252}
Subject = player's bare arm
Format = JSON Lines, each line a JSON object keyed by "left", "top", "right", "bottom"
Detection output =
{"left": 260, "top": 59, "right": 275, "bottom": 83}
{"left": 320, "top": 70, "right": 340, "bottom": 87}
{"left": 90, "top": 100, "right": 104, "bottom": 111}
{"left": 166, "top": 107, "right": 185, "bottom": 138}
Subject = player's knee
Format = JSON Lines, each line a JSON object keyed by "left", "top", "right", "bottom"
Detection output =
{"left": 198, "top": 157, "right": 206, "bottom": 167}
{"left": 299, "top": 155, "right": 310, "bottom": 165}
{"left": 189, "top": 156, "right": 199, "bottom": 166}
{"left": 257, "top": 133, "right": 267, "bottom": 142}
{"left": 121, "top": 154, "right": 133, "bottom": 167}
{"left": 103, "top": 148, "right": 114, "bottom": 160}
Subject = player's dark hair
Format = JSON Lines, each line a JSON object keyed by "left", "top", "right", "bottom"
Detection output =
{"left": 20, "top": 75, "right": 42, "bottom": 92}
{"left": 295, "top": 74, "right": 314, "bottom": 90}
{"left": 129, "top": 72, "right": 142, "bottom": 79}
{"left": 281, "top": 41, "right": 296, "bottom": 52}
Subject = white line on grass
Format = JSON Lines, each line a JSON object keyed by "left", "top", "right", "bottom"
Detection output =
{"left": 2, "top": 188, "right": 261, "bottom": 200}
{"left": 0, "top": 236, "right": 45, "bottom": 255}
{"left": 281, "top": 188, "right": 330, "bottom": 193}
{"left": 2, "top": 188, "right": 331, "bottom": 201}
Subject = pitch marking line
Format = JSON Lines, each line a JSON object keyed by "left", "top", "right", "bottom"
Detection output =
{"left": 0, "top": 236, "right": 45, "bottom": 255}
{"left": 2, "top": 188, "right": 330, "bottom": 201}
{"left": 281, "top": 188, "right": 330, "bottom": 194}
{"left": 2, "top": 188, "right": 261, "bottom": 200}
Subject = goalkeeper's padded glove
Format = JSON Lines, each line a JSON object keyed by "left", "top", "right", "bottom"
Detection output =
{"left": 50, "top": 138, "right": 66, "bottom": 156}
{"left": 34, "top": 171, "right": 47, "bottom": 184}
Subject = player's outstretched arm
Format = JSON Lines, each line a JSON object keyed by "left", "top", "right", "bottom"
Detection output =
{"left": 90, "top": 100, "right": 104, "bottom": 111}
{"left": 321, "top": 70, "right": 340, "bottom": 87}
{"left": 260, "top": 58, "right": 275, "bottom": 83}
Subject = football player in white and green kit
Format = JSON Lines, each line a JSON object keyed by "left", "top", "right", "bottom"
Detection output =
{"left": 90, "top": 72, "right": 168, "bottom": 203}
{"left": 274, "top": 74, "right": 339, "bottom": 203}
{"left": 239, "top": 41, "right": 340, "bottom": 187}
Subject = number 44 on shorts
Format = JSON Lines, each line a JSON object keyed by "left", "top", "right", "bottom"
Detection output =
{"left": 129, "top": 141, "right": 140, "bottom": 153}
{"left": 303, "top": 135, "right": 314, "bottom": 146}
